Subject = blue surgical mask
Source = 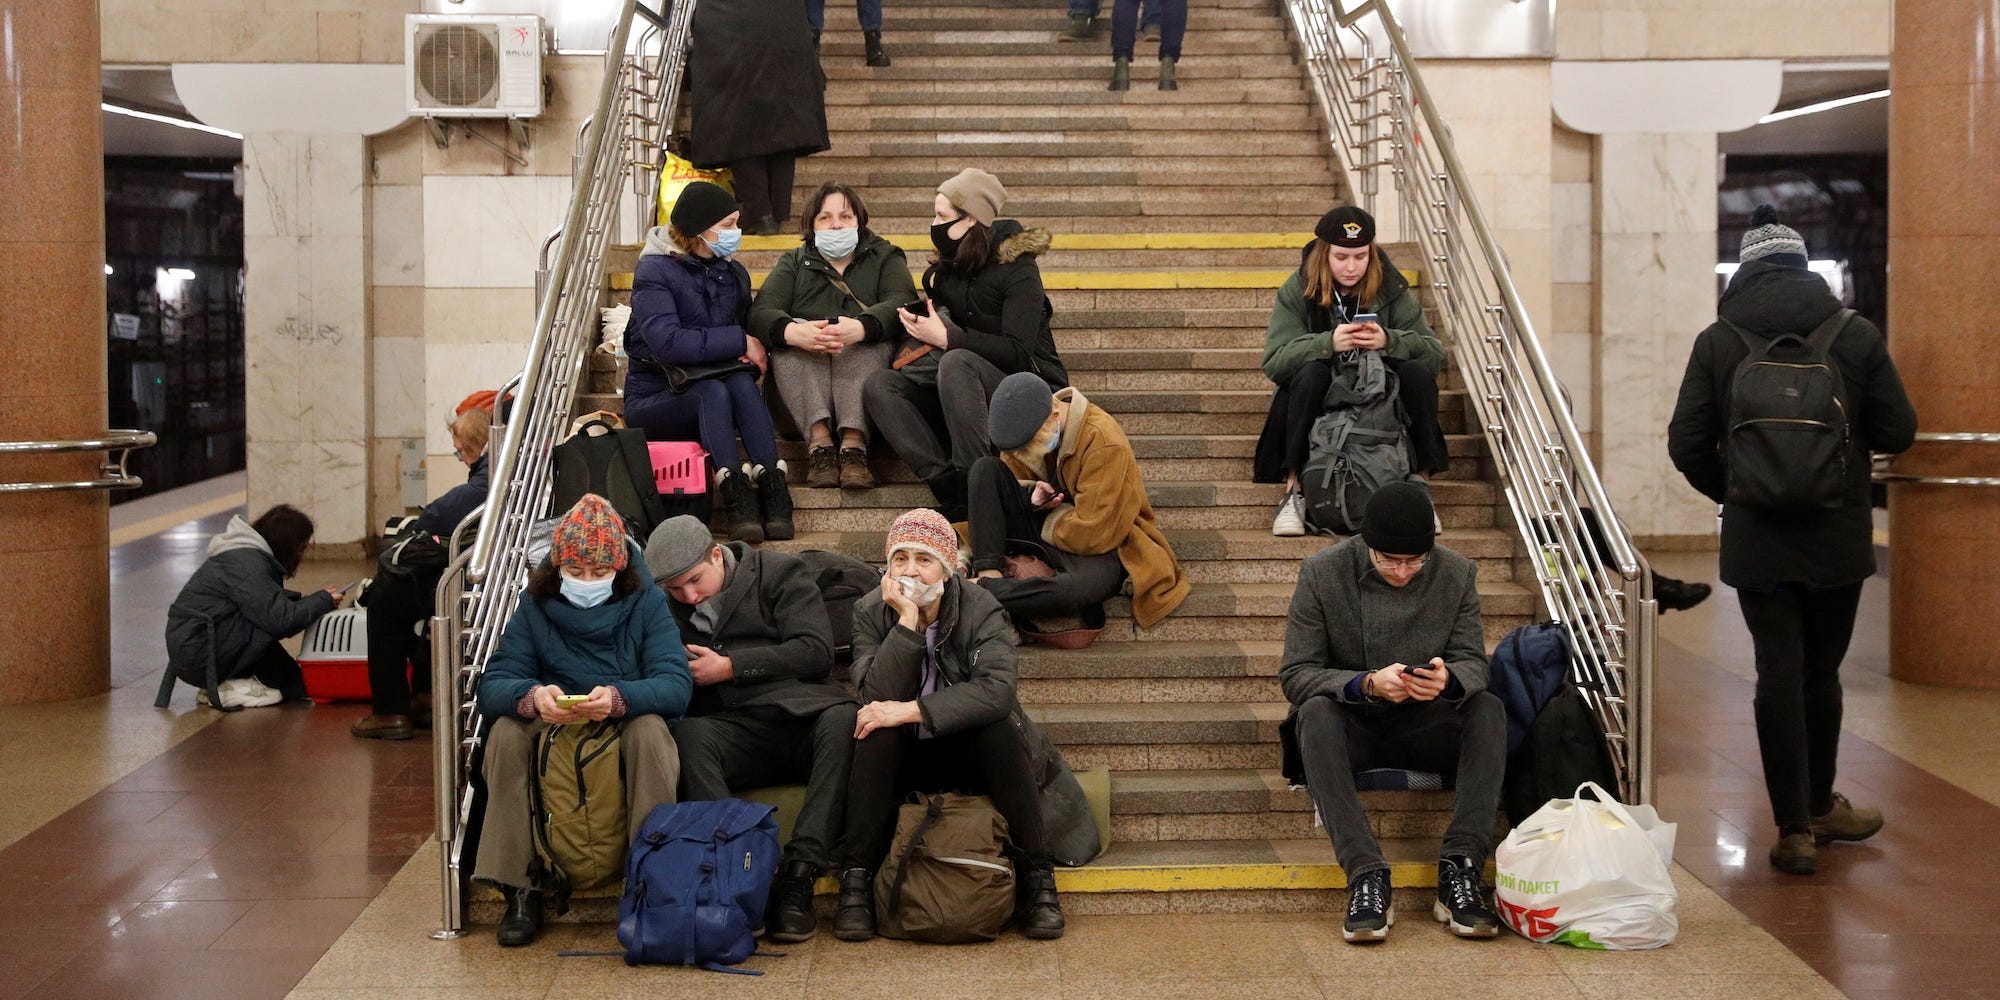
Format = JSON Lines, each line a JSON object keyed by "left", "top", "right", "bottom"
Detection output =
{"left": 560, "top": 573, "right": 615, "bottom": 608}
{"left": 1043, "top": 416, "right": 1063, "bottom": 454}
{"left": 705, "top": 227, "right": 742, "bottom": 258}
{"left": 814, "top": 226, "right": 860, "bottom": 260}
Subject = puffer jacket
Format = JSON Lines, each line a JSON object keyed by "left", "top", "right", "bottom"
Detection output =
{"left": 164, "top": 516, "right": 337, "bottom": 684}
{"left": 476, "top": 579, "right": 693, "bottom": 722}
{"left": 747, "top": 232, "right": 919, "bottom": 347}
{"left": 623, "top": 227, "right": 754, "bottom": 402}
{"left": 850, "top": 577, "right": 1102, "bottom": 866}
{"left": 911, "top": 220, "right": 1069, "bottom": 389}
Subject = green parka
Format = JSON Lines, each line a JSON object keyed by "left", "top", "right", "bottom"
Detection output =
{"left": 747, "top": 233, "right": 918, "bottom": 348}
{"left": 1260, "top": 245, "right": 1443, "bottom": 386}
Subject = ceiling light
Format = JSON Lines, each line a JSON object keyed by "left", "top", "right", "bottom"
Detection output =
{"left": 1758, "top": 89, "right": 1889, "bottom": 125}
{"left": 166, "top": 267, "right": 197, "bottom": 280}
{"left": 104, "top": 264, "right": 114, "bottom": 275}
{"left": 100, "top": 102, "right": 243, "bottom": 140}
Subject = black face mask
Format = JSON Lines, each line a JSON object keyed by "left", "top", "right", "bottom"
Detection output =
{"left": 930, "top": 219, "right": 963, "bottom": 258}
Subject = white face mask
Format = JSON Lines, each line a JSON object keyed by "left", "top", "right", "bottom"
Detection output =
{"left": 893, "top": 574, "right": 944, "bottom": 608}
{"left": 561, "top": 573, "right": 616, "bottom": 608}
{"left": 1042, "top": 414, "right": 1064, "bottom": 455}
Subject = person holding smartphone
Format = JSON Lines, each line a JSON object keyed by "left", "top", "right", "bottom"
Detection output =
{"left": 163, "top": 503, "right": 341, "bottom": 709}
{"left": 471, "top": 494, "right": 692, "bottom": 948}
{"left": 1276, "top": 482, "right": 1505, "bottom": 943}
{"left": 748, "top": 181, "right": 917, "bottom": 490}
{"left": 1253, "top": 205, "right": 1449, "bottom": 536}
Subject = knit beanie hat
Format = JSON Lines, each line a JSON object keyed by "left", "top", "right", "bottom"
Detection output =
{"left": 937, "top": 168, "right": 1008, "bottom": 228}
{"left": 1738, "top": 204, "right": 1807, "bottom": 268}
{"left": 886, "top": 508, "right": 962, "bottom": 574}
{"left": 550, "top": 493, "right": 629, "bottom": 572}
{"left": 987, "top": 372, "right": 1056, "bottom": 452}
{"left": 1315, "top": 205, "right": 1375, "bottom": 248}
{"left": 644, "top": 514, "right": 717, "bottom": 583}
{"left": 670, "top": 181, "right": 738, "bottom": 237}
{"left": 1360, "top": 481, "right": 1436, "bottom": 558}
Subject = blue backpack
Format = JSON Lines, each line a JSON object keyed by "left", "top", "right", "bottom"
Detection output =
{"left": 616, "top": 799, "right": 780, "bottom": 975}
{"left": 1486, "top": 622, "right": 1573, "bottom": 755}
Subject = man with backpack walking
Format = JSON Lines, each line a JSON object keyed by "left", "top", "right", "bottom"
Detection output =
{"left": 1668, "top": 204, "right": 1917, "bottom": 876}
{"left": 643, "top": 515, "right": 860, "bottom": 942}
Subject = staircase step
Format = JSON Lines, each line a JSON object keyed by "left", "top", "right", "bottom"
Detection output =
{"left": 819, "top": 60, "right": 1303, "bottom": 83}
{"left": 821, "top": 83, "right": 1308, "bottom": 104}
{"left": 1106, "top": 769, "right": 1461, "bottom": 842}
{"left": 819, "top": 39, "right": 1295, "bottom": 58}
{"left": 820, "top": 8, "right": 1285, "bottom": 32}
{"left": 828, "top": 108, "right": 1319, "bottom": 133}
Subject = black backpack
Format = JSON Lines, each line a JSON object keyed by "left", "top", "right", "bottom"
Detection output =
{"left": 550, "top": 419, "right": 669, "bottom": 541}
{"left": 1301, "top": 350, "right": 1414, "bottom": 534}
{"left": 794, "top": 549, "right": 878, "bottom": 683}
{"left": 1721, "top": 309, "right": 1854, "bottom": 510}
{"left": 1502, "top": 675, "right": 1621, "bottom": 825}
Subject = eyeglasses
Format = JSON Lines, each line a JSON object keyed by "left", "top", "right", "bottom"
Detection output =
{"left": 1369, "top": 550, "right": 1427, "bottom": 572}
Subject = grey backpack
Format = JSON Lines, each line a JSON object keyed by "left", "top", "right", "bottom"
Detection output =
{"left": 1301, "top": 350, "right": 1415, "bottom": 535}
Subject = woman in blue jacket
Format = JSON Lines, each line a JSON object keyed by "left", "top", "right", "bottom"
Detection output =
{"left": 623, "top": 180, "right": 794, "bottom": 544}
{"left": 471, "top": 493, "right": 692, "bottom": 948}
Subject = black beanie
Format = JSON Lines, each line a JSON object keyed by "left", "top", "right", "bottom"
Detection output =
{"left": 670, "top": 181, "right": 738, "bottom": 237}
{"left": 1361, "top": 481, "right": 1435, "bottom": 557}
{"left": 1315, "top": 205, "right": 1375, "bottom": 248}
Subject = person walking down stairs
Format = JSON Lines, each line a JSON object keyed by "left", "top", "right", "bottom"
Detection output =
{"left": 807, "top": 0, "right": 891, "bottom": 66}
{"left": 1105, "top": 0, "right": 1186, "bottom": 91}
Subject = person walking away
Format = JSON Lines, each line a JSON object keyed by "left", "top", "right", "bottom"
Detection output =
{"left": 806, "top": 0, "right": 891, "bottom": 66}
{"left": 1106, "top": 0, "right": 1186, "bottom": 91}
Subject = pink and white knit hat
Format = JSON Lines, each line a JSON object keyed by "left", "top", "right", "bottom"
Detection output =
{"left": 886, "top": 508, "right": 962, "bottom": 574}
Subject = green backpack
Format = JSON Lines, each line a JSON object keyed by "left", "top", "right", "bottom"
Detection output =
{"left": 529, "top": 719, "right": 627, "bottom": 913}
{"left": 875, "top": 793, "right": 1017, "bottom": 943}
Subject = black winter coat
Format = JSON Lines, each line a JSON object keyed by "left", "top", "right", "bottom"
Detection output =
{"left": 165, "top": 516, "right": 336, "bottom": 685}
{"left": 688, "top": 0, "right": 829, "bottom": 167}
{"left": 915, "top": 221, "right": 1070, "bottom": 389}
{"left": 1667, "top": 261, "right": 1917, "bottom": 591}
{"left": 668, "top": 544, "right": 853, "bottom": 718}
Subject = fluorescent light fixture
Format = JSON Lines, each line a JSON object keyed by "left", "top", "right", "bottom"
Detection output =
{"left": 165, "top": 267, "right": 197, "bottom": 280}
{"left": 1758, "top": 89, "right": 1889, "bottom": 125}
{"left": 100, "top": 102, "right": 243, "bottom": 140}
{"left": 1715, "top": 260, "right": 1842, "bottom": 276}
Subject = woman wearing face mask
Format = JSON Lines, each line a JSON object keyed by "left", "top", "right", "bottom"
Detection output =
{"left": 624, "top": 180, "right": 794, "bottom": 544}
{"left": 830, "top": 509, "right": 1101, "bottom": 944}
{"left": 748, "top": 182, "right": 917, "bottom": 490}
{"left": 472, "top": 493, "right": 691, "bottom": 948}
{"left": 1253, "top": 205, "right": 1448, "bottom": 537}
{"left": 862, "top": 168, "right": 1070, "bottom": 522}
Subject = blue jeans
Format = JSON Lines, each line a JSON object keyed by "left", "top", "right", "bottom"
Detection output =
{"left": 624, "top": 373, "right": 779, "bottom": 471}
{"left": 1112, "top": 0, "right": 1183, "bottom": 59}
{"left": 1070, "top": 0, "right": 1157, "bottom": 29}
{"left": 807, "top": 0, "right": 883, "bottom": 32}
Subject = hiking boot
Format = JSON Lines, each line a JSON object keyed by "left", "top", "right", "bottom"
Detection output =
{"left": 1272, "top": 490, "right": 1307, "bottom": 536}
{"left": 1143, "top": 20, "right": 1161, "bottom": 41}
{"left": 806, "top": 445, "right": 840, "bottom": 488}
{"left": 496, "top": 886, "right": 543, "bottom": 947}
{"left": 350, "top": 714, "right": 413, "bottom": 741}
{"left": 1654, "top": 574, "right": 1713, "bottom": 613}
{"left": 744, "top": 215, "right": 782, "bottom": 237}
{"left": 755, "top": 461, "right": 796, "bottom": 541}
{"left": 1058, "top": 13, "right": 1094, "bottom": 41}
{"left": 1769, "top": 832, "right": 1818, "bottom": 875}
{"left": 1434, "top": 856, "right": 1499, "bottom": 938}
{"left": 1157, "top": 56, "right": 1178, "bottom": 91}
{"left": 718, "top": 468, "right": 763, "bottom": 544}
{"left": 1812, "top": 792, "right": 1884, "bottom": 844}
{"left": 833, "top": 867, "right": 877, "bottom": 942}
{"left": 925, "top": 474, "right": 969, "bottom": 524}
{"left": 1019, "top": 864, "right": 1065, "bottom": 940}
{"left": 766, "top": 860, "right": 819, "bottom": 942}
{"left": 1343, "top": 868, "right": 1393, "bottom": 942}
{"left": 839, "top": 447, "right": 875, "bottom": 490}
{"left": 864, "top": 29, "right": 892, "bottom": 67}
{"left": 1108, "top": 57, "right": 1131, "bottom": 92}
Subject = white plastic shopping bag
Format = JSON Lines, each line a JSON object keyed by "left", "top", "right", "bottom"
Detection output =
{"left": 1493, "top": 781, "right": 1679, "bottom": 950}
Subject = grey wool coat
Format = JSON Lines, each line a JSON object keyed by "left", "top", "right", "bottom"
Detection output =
{"left": 850, "top": 577, "right": 1103, "bottom": 866}
{"left": 1276, "top": 536, "right": 1490, "bottom": 784}
{"left": 668, "top": 543, "right": 854, "bottom": 719}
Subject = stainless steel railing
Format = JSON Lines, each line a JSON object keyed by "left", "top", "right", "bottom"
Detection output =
{"left": 1285, "top": 0, "right": 1658, "bottom": 803}
{"left": 1876, "top": 432, "right": 2000, "bottom": 488}
{"left": 0, "top": 430, "right": 158, "bottom": 493}
{"left": 427, "top": 0, "right": 693, "bottom": 938}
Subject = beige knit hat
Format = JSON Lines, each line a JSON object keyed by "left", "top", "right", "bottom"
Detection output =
{"left": 937, "top": 168, "right": 1008, "bottom": 228}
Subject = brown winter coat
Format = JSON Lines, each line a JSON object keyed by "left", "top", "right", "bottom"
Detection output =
{"left": 1000, "top": 387, "right": 1190, "bottom": 629}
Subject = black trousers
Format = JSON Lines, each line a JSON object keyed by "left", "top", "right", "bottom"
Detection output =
{"left": 1736, "top": 582, "right": 1865, "bottom": 829}
{"left": 366, "top": 573, "right": 434, "bottom": 717}
{"left": 1111, "top": 0, "right": 1186, "bottom": 59}
{"left": 862, "top": 350, "right": 1010, "bottom": 508}
{"left": 239, "top": 643, "right": 308, "bottom": 702}
{"left": 729, "top": 153, "right": 798, "bottom": 227}
{"left": 840, "top": 717, "right": 1048, "bottom": 871}
{"left": 672, "top": 703, "right": 859, "bottom": 869}
{"left": 1281, "top": 356, "right": 1448, "bottom": 479}
{"left": 964, "top": 456, "right": 1126, "bottom": 620}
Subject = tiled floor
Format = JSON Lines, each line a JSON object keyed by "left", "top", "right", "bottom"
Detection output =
{"left": 5, "top": 489, "right": 1999, "bottom": 998}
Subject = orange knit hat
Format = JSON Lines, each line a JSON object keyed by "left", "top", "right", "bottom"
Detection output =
{"left": 550, "top": 494, "right": 628, "bottom": 572}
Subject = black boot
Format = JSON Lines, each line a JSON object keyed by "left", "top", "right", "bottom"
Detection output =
{"left": 925, "top": 473, "right": 968, "bottom": 524}
{"left": 766, "top": 859, "right": 819, "bottom": 942}
{"left": 864, "top": 30, "right": 891, "bottom": 67}
{"left": 1018, "top": 864, "right": 1065, "bottom": 940}
{"left": 1653, "top": 573, "right": 1712, "bottom": 613}
{"left": 1158, "top": 56, "right": 1178, "bottom": 91}
{"left": 496, "top": 886, "right": 543, "bottom": 947}
{"left": 833, "top": 867, "right": 876, "bottom": 942}
{"left": 719, "top": 467, "right": 763, "bottom": 544}
{"left": 1108, "top": 57, "right": 1131, "bottom": 92}
{"left": 755, "top": 462, "right": 795, "bottom": 541}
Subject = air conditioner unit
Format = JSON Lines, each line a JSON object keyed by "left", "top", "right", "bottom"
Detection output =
{"left": 405, "top": 13, "right": 545, "bottom": 118}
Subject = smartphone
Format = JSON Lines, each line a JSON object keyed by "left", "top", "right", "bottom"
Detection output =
{"left": 554, "top": 693, "right": 589, "bottom": 709}
{"left": 914, "top": 299, "right": 934, "bottom": 317}
{"left": 337, "top": 579, "right": 364, "bottom": 594}
{"left": 1354, "top": 313, "right": 1379, "bottom": 326}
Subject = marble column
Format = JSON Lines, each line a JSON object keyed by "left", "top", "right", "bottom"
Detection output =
{"left": 1886, "top": 0, "right": 2000, "bottom": 688}
{"left": 0, "top": 0, "right": 111, "bottom": 702}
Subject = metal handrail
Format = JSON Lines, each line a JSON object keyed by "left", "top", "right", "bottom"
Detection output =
{"left": 427, "top": 0, "right": 692, "bottom": 939}
{"left": 1875, "top": 432, "right": 2000, "bottom": 487}
{"left": 0, "top": 430, "right": 157, "bottom": 493}
{"left": 1286, "top": 0, "right": 1657, "bottom": 803}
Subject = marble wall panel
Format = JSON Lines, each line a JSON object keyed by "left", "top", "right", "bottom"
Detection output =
{"left": 308, "top": 135, "right": 368, "bottom": 238}
{"left": 372, "top": 335, "right": 426, "bottom": 439}
{"left": 371, "top": 183, "right": 424, "bottom": 286}
{"left": 421, "top": 287, "right": 538, "bottom": 346}
{"left": 421, "top": 175, "right": 572, "bottom": 289}
{"left": 370, "top": 121, "right": 426, "bottom": 186}
{"left": 371, "top": 285, "right": 424, "bottom": 341}
{"left": 423, "top": 341, "right": 530, "bottom": 460}
{"left": 1552, "top": 182, "right": 1594, "bottom": 284}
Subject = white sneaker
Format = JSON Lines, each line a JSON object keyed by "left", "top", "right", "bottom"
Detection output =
{"left": 1272, "top": 491, "right": 1307, "bottom": 537}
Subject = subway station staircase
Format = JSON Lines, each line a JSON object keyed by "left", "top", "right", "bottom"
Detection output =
{"left": 572, "top": 0, "right": 1540, "bottom": 915}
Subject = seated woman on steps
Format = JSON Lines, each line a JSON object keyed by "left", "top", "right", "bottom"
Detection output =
{"left": 1252, "top": 205, "right": 1449, "bottom": 537}
{"left": 748, "top": 181, "right": 917, "bottom": 490}
{"left": 862, "top": 168, "right": 1070, "bottom": 522}
{"left": 831, "top": 509, "right": 1101, "bottom": 943}
{"left": 623, "top": 180, "right": 795, "bottom": 544}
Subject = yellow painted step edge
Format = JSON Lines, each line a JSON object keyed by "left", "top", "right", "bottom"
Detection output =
{"left": 736, "top": 233, "right": 1320, "bottom": 252}
{"left": 611, "top": 268, "right": 1420, "bottom": 292}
